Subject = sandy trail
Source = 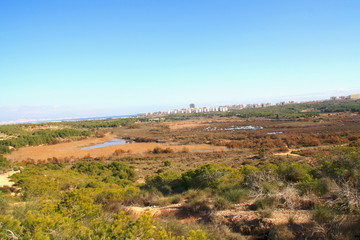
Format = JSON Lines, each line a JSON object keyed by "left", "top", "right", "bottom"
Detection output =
{"left": 0, "top": 170, "right": 19, "bottom": 187}
{"left": 125, "top": 201, "right": 312, "bottom": 226}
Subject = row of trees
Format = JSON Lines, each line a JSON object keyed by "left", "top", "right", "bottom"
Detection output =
{"left": 59, "top": 118, "right": 139, "bottom": 129}
{"left": 0, "top": 129, "right": 91, "bottom": 148}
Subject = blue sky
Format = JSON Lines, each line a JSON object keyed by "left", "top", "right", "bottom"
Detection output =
{"left": 0, "top": 0, "right": 359, "bottom": 121}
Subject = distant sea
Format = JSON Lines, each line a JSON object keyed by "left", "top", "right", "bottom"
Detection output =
{"left": 34, "top": 115, "right": 136, "bottom": 123}
{"left": 0, "top": 115, "right": 137, "bottom": 125}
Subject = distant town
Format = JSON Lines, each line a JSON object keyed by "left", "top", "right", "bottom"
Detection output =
{"left": 1, "top": 94, "right": 359, "bottom": 125}
{"left": 138, "top": 93, "right": 360, "bottom": 117}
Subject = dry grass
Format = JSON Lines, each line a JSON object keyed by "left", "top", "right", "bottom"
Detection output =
{"left": 5, "top": 134, "right": 228, "bottom": 162}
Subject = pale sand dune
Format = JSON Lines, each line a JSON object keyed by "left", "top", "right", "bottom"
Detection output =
{"left": 0, "top": 170, "right": 19, "bottom": 187}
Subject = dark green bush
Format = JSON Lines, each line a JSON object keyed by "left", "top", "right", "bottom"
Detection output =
{"left": 297, "top": 178, "right": 329, "bottom": 196}
{"left": 72, "top": 161, "right": 136, "bottom": 182}
{"left": 0, "top": 145, "right": 10, "bottom": 154}
{"left": 164, "top": 160, "right": 172, "bottom": 167}
{"left": 278, "top": 162, "right": 313, "bottom": 182}
{"left": 181, "top": 164, "right": 232, "bottom": 189}
{"left": 0, "top": 192, "right": 9, "bottom": 214}
{"left": 145, "top": 170, "right": 182, "bottom": 194}
{"left": 0, "top": 155, "right": 10, "bottom": 173}
{"left": 107, "top": 162, "right": 136, "bottom": 181}
{"left": 71, "top": 161, "right": 106, "bottom": 175}
{"left": 320, "top": 147, "right": 360, "bottom": 185}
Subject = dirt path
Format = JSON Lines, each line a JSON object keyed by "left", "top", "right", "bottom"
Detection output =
{"left": 0, "top": 170, "right": 19, "bottom": 187}
{"left": 273, "top": 149, "right": 301, "bottom": 157}
{"left": 273, "top": 144, "right": 349, "bottom": 158}
{"left": 125, "top": 204, "right": 182, "bottom": 218}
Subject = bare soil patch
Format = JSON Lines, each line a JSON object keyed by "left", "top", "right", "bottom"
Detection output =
{"left": 0, "top": 170, "right": 19, "bottom": 187}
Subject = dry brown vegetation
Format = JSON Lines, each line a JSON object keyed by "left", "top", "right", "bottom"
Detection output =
{"left": 2, "top": 113, "right": 360, "bottom": 239}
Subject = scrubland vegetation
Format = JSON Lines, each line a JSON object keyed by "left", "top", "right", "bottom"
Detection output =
{"left": 0, "top": 100, "right": 360, "bottom": 239}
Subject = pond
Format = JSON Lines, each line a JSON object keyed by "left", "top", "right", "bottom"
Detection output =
{"left": 81, "top": 139, "right": 132, "bottom": 150}
{"left": 204, "top": 125, "right": 264, "bottom": 131}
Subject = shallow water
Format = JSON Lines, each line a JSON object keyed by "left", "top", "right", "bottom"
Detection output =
{"left": 204, "top": 125, "right": 263, "bottom": 131}
{"left": 81, "top": 139, "right": 131, "bottom": 150}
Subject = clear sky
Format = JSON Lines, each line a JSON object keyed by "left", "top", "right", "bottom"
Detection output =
{"left": 1, "top": 0, "right": 359, "bottom": 122}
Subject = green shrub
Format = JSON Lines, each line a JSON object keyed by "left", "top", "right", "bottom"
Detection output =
{"left": 106, "top": 162, "right": 136, "bottom": 181}
{"left": 71, "top": 161, "right": 107, "bottom": 175}
{"left": 214, "top": 196, "right": 232, "bottom": 210}
{"left": 253, "top": 196, "right": 277, "bottom": 210}
{"left": 223, "top": 189, "right": 249, "bottom": 203}
{"left": 0, "top": 215, "right": 23, "bottom": 240}
{"left": 0, "top": 155, "right": 10, "bottom": 173}
{"left": 44, "top": 162, "right": 65, "bottom": 170}
{"left": 72, "top": 161, "right": 136, "bottom": 182}
{"left": 56, "top": 190, "right": 101, "bottom": 220}
{"left": 0, "top": 145, "right": 10, "bottom": 154}
{"left": 278, "top": 162, "right": 313, "bottom": 182}
{"left": 297, "top": 178, "right": 329, "bottom": 196}
{"left": 0, "top": 192, "right": 9, "bottom": 214}
{"left": 312, "top": 205, "right": 335, "bottom": 223}
{"left": 320, "top": 147, "right": 360, "bottom": 185}
{"left": 145, "top": 170, "right": 183, "bottom": 194}
{"left": 182, "top": 164, "right": 233, "bottom": 189}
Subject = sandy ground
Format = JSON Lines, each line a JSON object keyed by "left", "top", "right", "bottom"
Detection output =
{"left": 165, "top": 120, "right": 211, "bottom": 130}
{"left": 0, "top": 170, "right": 19, "bottom": 187}
{"left": 273, "top": 149, "right": 301, "bottom": 157}
{"left": 165, "top": 119, "right": 245, "bottom": 130}
{"left": 125, "top": 202, "right": 312, "bottom": 226}
{"left": 5, "top": 135, "right": 228, "bottom": 162}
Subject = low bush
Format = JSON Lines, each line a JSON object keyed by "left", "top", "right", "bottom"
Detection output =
{"left": 297, "top": 178, "right": 329, "bottom": 196}
{"left": 152, "top": 147, "right": 174, "bottom": 154}
{"left": 145, "top": 170, "right": 183, "bottom": 194}
{"left": 183, "top": 196, "right": 213, "bottom": 215}
{"left": 0, "top": 155, "right": 10, "bottom": 173}
{"left": 278, "top": 162, "right": 313, "bottom": 182}
{"left": 222, "top": 189, "right": 249, "bottom": 203}
{"left": 252, "top": 196, "right": 277, "bottom": 210}
{"left": 182, "top": 164, "right": 233, "bottom": 189}
{"left": 214, "top": 196, "right": 233, "bottom": 210}
{"left": 0, "top": 145, "right": 10, "bottom": 154}
{"left": 312, "top": 205, "right": 335, "bottom": 223}
{"left": 268, "top": 226, "right": 295, "bottom": 240}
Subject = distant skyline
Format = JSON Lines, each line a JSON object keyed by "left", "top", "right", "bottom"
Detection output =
{"left": 1, "top": 0, "right": 359, "bottom": 122}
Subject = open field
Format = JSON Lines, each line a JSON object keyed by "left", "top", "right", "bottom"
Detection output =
{"left": 5, "top": 134, "right": 228, "bottom": 162}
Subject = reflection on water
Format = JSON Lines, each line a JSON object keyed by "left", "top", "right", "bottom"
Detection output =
{"left": 81, "top": 139, "right": 131, "bottom": 150}
{"left": 267, "top": 131, "right": 284, "bottom": 135}
{"left": 204, "top": 125, "right": 263, "bottom": 131}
